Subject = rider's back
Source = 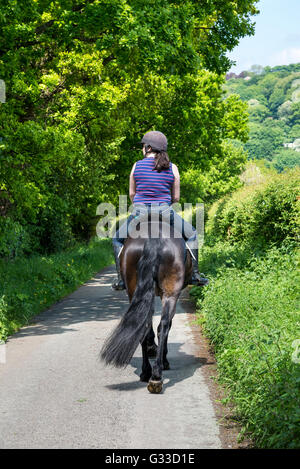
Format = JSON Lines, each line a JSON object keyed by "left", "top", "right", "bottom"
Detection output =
{"left": 133, "top": 156, "right": 174, "bottom": 205}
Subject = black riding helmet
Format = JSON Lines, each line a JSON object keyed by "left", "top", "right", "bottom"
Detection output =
{"left": 141, "top": 131, "right": 168, "bottom": 152}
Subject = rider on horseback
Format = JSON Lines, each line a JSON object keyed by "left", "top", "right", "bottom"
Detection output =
{"left": 112, "top": 131, "right": 209, "bottom": 290}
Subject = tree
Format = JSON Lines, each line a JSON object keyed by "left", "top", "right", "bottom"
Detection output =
{"left": 269, "top": 87, "right": 285, "bottom": 114}
{"left": 249, "top": 64, "right": 264, "bottom": 75}
{"left": 272, "top": 148, "right": 300, "bottom": 173}
{"left": 248, "top": 102, "right": 270, "bottom": 122}
{"left": 0, "top": 0, "right": 258, "bottom": 251}
{"left": 245, "top": 121, "right": 285, "bottom": 160}
{"left": 289, "top": 124, "right": 300, "bottom": 140}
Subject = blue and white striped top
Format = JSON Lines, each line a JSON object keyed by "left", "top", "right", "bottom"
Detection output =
{"left": 133, "top": 156, "right": 174, "bottom": 205}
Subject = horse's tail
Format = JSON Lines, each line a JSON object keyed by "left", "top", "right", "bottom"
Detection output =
{"left": 100, "top": 238, "right": 159, "bottom": 368}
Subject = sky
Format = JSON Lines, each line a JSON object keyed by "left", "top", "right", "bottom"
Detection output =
{"left": 227, "top": 0, "right": 300, "bottom": 73}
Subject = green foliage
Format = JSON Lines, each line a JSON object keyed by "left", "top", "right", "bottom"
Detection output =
{"left": 271, "top": 148, "right": 300, "bottom": 173}
{"left": 194, "top": 244, "right": 300, "bottom": 448}
{"left": 245, "top": 120, "right": 285, "bottom": 160}
{"left": 0, "top": 217, "right": 31, "bottom": 258}
{"left": 247, "top": 102, "right": 270, "bottom": 122}
{"left": 224, "top": 64, "right": 300, "bottom": 171}
{"left": 0, "top": 238, "right": 113, "bottom": 341}
{"left": 289, "top": 123, "right": 300, "bottom": 140}
{"left": 192, "top": 164, "right": 300, "bottom": 447}
{"left": 0, "top": 0, "right": 258, "bottom": 254}
{"left": 180, "top": 140, "right": 247, "bottom": 203}
{"left": 206, "top": 167, "right": 300, "bottom": 246}
{"left": 35, "top": 195, "right": 75, "bottom": 254}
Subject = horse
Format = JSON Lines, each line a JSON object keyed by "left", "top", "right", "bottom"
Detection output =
{"left": 100, "top": 219, "right": 193, "bottom": 394}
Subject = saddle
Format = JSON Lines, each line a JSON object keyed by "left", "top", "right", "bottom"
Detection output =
{"left": 133, "top": 206, "right": 174, "bottom": 223}
{"left": 128, "top": 210, "right": 187, "bottom": 262}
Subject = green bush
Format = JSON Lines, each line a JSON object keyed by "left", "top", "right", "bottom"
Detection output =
{"left": 194, "top": 244, "right": 300, "bottom": 448}
{"left": 193, "top": 161, "right": 300, "bottom": 448}
{"left": 206, "top": 167, "right": 300, "bottom": 246}
{"left": 0, "top": 217, "right": 32, "bottom": 258}
{"left": 271, "top": 148, "right": 300, "bottom": 173}
{"left": 37, "top": 202, "right": 75, "bottom": 254}
{"left": 0, "top": 198, "right": 76, "bottom": 258}
{"left": 0, "top": 237, "right": 113, "bottom": 341}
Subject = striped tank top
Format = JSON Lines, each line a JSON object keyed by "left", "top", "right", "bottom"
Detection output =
{"left": 133, "top": 156, "right": 175, "bottom": 205}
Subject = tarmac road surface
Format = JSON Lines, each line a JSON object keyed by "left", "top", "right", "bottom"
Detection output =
{"left": 0, "top": 266, "right": 222, "bottom": 449}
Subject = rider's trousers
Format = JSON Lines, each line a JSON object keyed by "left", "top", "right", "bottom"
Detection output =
{"left": 112, "top": 203, "right": 197, "bottom": 251}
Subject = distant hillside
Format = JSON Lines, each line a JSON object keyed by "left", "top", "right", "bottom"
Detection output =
{"left": 224, "top": 63, "right": 300, "bottom": 172}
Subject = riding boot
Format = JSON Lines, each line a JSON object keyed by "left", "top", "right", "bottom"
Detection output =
{"left": 189, "top": 246, "right": 209, "bottom": 286}
{"left": 112, "top": 244, "right": 126, "bottom": 290}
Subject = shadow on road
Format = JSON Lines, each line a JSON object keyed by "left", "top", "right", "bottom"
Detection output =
{"left": 14, "top": 269, "right": 190, "bottom": 339}
{"left": 105, "top": 342, "right": 211, "bottom": 393}
{"left": 14, "top": 295, "right": 129, "bottom": 338}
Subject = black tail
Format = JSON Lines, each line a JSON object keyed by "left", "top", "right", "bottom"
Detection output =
{"left": 100, "top": 239, "right": 159, "bottom": 368}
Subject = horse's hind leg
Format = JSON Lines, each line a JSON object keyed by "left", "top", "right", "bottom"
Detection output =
{"left": 157, "top": 319, "right": 172, "bottom": 370}
{"left": 141, "top": 309, "right": 156, "bottom": 381}
{"left": 147, "top": 322, "right": 158, "bottom": 358}
{"left": 148, "top": 296, "right": 178, "bottom": 394}
{"left": 140, "top": 335, "right": 152, "bottom": 382}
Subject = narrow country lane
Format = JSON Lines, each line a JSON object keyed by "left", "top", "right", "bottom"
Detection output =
{"left": 0, "top": 266, "right": 222, "bottom": 449}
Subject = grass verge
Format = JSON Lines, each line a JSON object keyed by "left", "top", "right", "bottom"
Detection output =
{"left": 0, "top": 237, "right": 114, "bottom": 341}
{"left": 191, "top": 241, "right": 300, "bottom": 448}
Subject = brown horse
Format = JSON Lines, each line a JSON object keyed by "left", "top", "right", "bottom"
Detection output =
{"left": 100, "top": 220, "right": 192, "bottom": 393}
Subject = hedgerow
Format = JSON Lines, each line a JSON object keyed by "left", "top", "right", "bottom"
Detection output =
{"left": 206, "top": 167, "right": 299, "bottom": 246}
{"left": 193, "top": 168, "right": 300, "bottom": 448}
{"left": 192, "top": 243, "right": 300, "bottom": 448}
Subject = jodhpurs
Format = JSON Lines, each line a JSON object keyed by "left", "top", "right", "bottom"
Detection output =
{"left": 112, "top": 203, "right": 197, "bottom": 250}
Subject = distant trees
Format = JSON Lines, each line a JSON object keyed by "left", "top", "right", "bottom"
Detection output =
{"left": 245, "top": 121, "right": 285, "bottom": 160}
{"left": 224, "top": 64, "right": 300, "bottom": 172}
{"left": 271, "top": 148, "right": 300, "bottom": 173}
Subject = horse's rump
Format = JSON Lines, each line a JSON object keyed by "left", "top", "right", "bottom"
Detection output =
{"left": 120, "top": 220, "right": 192, "bottom": 299}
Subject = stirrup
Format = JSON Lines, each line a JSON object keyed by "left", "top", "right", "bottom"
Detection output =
{"left": 190, "top": 272, "right": 209, "bottom": 286}
{"left": 112, "top": 278, "right": 126, "bottom": 290}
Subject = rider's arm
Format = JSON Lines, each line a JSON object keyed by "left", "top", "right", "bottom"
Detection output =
{"left": 171, "top": 163, "right": 180, "bottom": 203}
{"left": 129, "top": 163, "right": 137, "bottom": 202}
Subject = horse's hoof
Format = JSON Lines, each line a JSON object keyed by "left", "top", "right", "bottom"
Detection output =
{"left": 147, "top": 380, "right": 163, "bottom": 394}
{"left": 163, "top": 361, "right": 170, "bottom": 370}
